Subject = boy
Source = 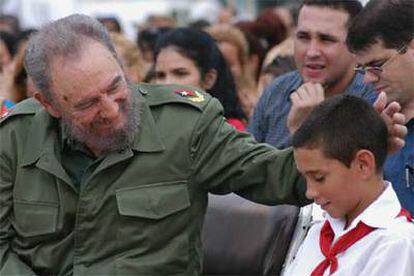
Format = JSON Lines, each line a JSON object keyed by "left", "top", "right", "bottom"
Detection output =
{"left": 285, "top": 95, "right": 413, "bottom": 275}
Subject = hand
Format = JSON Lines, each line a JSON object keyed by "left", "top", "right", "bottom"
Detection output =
{"left": 374, "top": 92, "right": 407, "bottom": 154}
{"left": 287, "top": 82, "right": 325, "bottom": 134}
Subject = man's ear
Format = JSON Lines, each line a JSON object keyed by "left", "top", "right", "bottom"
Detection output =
{"left": 352, "top": 149, "right": 377, "bottom": 179}
{"left": 409, "top": 38, "right": 414, "bottom": 49}
{"left": 202, "top": 69, "right": 218, "bottom": 90}
{"left": 34, "top": 92, "right": 62, "bottom": 118}
{"left": 408, "top": 39, "right": 414, "bottom": 57}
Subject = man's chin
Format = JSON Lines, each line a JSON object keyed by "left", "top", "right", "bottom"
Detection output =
{"left": 302, "top": 75, "right": 325, "bottom": 85}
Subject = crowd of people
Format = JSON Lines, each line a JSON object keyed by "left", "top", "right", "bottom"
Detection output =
{"left": 0, "top": 0, "right": 412, "bottom": 275}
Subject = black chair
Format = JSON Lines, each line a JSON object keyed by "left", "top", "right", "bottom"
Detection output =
{"left": 202, "top": 193, "right": 300, "bottom": 276}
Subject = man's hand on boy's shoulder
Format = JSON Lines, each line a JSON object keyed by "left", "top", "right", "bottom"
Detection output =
{"left": 374, "top": 92, "right": 407, "bottom": 154}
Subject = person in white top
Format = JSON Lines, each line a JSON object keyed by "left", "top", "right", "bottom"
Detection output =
{"left": 285, "top": 95, "right": 414, "bottom": 276}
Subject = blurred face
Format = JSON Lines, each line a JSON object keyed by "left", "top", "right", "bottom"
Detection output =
{"left": 114, "top": 44, "right": 143, "bottom": 83}
{"left": 219, "top": 42, "right": 242, "bottom": 82}
{"left": 354, "top": 40, "right": 414, "bottom": 106}
{"left": 294, "top": 6, "right": 355, "bottom": 94}
{"left": 0, "top": 39, "right": 11, "bottom": 71}
{"left": 46, "top": 41, "right": 139, "bottom": 155}
{"left": 294, "top": 147, "right": 365, "bottom": 222}
{"left": 155, "top": 46, "right": 204, "bottom": 88}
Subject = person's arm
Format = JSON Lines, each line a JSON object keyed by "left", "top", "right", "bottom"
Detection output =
{"left": 0, "top": 128, "right": 38, "bottom": 275}
{"left": 191, "top": 97, "right": 311, "bottom": 206}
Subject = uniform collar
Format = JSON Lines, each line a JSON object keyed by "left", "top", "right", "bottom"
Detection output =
{"left": 130, "top": 91, "right": 165, "bottom": 153}
{"left": 21, "top": 109, "right": 59, "bottom": 166}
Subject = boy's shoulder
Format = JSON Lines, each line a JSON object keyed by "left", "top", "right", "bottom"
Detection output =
{"left": 376, "top": 215, "right": 414, "bottom": 242}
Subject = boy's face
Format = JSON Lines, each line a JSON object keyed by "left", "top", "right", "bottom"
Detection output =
{"left": 294, "top": 147, "right": 364, "bottom": 220}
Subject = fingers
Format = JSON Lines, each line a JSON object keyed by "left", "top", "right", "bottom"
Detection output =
{"left": 293, "top": 82, "right": 325, "bottom": 105}
{"left": 383, "top": 101, "right": 403, "bottom": 118}
{"left": 287, "top": 82, "right": 325, "bottom": 134}
{"left": 381, "top": 101, "right": 407, "bottom": 154}
{"left": 373, "top": 91, "right": 387, "bottom": 113}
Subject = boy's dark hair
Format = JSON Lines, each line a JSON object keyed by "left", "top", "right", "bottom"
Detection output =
{"left": 346, "top": 0, "right": 413, "bottom": 53}
{"left": 292, "top": 95, "right": 388, "bottom": 172}
{"left": 300, "top": 0, "right": 363, "bottom": 27}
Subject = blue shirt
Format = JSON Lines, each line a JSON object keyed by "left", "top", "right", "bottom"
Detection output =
{"left": 248, "top": 70, "right": 378, "bottom": 149}
{"left": 384, "top": 119, "right": 414, "bottom": 215}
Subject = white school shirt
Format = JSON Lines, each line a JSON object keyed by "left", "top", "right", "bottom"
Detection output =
{"left": 284, "top": 182, "right": 414, "bottom": 276}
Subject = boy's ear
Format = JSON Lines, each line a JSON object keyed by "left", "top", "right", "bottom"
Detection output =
{"left": 352, "top": 149, "right": 377, "bottom": 179}
{"left": 34, "top": 92, "right": 62, "bottom": 118}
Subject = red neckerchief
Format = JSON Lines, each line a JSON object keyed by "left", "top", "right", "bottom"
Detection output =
{"left": 311, "top": 208, "right": 412, "bottom": 276}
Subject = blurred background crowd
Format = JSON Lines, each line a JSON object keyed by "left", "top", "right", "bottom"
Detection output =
{"left": 0, "top": 0, "right": 367, "bottom": 123}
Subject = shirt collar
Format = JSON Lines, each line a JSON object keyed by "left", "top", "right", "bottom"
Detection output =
{"left": 327, "top": 181, "right": 401, "bottom": 235}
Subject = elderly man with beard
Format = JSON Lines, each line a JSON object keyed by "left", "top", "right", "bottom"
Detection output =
{"left": 0, "top": 14, "right": 407, "bottom": 275}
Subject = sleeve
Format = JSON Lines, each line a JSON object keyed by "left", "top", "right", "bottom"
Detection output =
{"left": 359, "top": 232, "right": 414, "bottom": 276}
{"left": 190, "top": 97, "right": 311, "bottom": 206}
{"left": 246, "top": 82, "right": 272, "bottom": 142}
{"left": 0, "top": 126, "right": 38, "bottom": 275}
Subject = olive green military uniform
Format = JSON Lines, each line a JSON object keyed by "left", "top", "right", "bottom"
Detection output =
{"left": 0, "top": 84, "right": 309, "bottom": 275}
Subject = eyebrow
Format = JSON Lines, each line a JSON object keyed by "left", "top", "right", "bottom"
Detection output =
{"left": 318, "top": 33, "right": 338, "bottom": 41}
{"left": 361, "top": 58, "right": 386, "bottom": 67}
{"left": 296, "top": 30, "right": 339, "bottom": 41}
{"left": 106, "top": 75, "right": 122, "bottom": 92}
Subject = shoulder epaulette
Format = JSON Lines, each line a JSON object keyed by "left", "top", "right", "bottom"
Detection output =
{"left": 0, "top": 98, "right": 42, "bottom": 125}
{"left": 135, "top": 83, "right": 211, "bottom": 111}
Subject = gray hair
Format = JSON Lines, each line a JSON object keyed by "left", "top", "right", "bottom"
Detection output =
{"left": 24, "top": 14, "right": 119, "bottom": 101}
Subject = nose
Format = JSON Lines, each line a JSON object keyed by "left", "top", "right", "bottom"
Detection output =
{"left": 363, "top": 71, "right": 380, "bottom": 84}
{"left": 99, "top": 96, "right": 119, "bottom": 120}
{"left": 306, "top": 40, "right": 321, "bottom": 58}
{"left": 163, "top": 74, "right": 179, "bottom": 85}
{"left": 305, "top": 181, "right": 319, "bottom": 200}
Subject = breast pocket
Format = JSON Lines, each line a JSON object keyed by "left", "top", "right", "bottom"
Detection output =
{"left": 115, "top": 180, "right": 191, "bottom": 219}
{"left": 114, "top": 181, "right": 191, "bottom": 273}
{"left": 13, "top": 200, "right": 59, "bottom": 237}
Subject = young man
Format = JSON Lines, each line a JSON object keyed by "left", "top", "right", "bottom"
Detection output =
{"left": 286, "top": 95, "right": 414, "bottom": 276}
{"left": 346, "top": 0, "right": 413, "bottom": 215}
{"left": 248, "top": 0, "right": 377, "bottom": 149}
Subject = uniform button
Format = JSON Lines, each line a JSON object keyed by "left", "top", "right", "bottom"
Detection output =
{"left": 139, "top": 88, "right": 148, "bottom": 95}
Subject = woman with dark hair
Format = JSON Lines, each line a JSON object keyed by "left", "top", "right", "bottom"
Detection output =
{"left": 154, "top": 27, "right": 247, "bottom": 130}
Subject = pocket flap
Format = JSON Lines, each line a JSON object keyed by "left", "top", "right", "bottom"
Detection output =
{"left": 115, "top": 181, "right": 190, "bottom": 219}
{"left": 13, "top": 200, "right": 58, "bottom": 237}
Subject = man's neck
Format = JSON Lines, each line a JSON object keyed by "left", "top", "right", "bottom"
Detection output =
{"left": 325, "top": 71, "right": 355, "bottom": 98}
{"left": 402, "top": 99, "right": 414, "bottom": 122}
